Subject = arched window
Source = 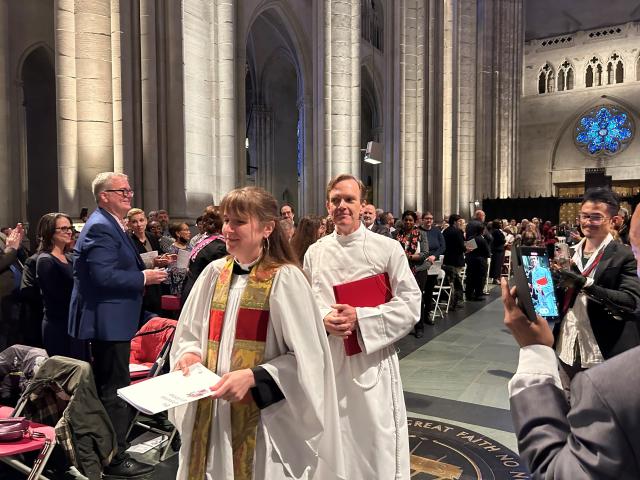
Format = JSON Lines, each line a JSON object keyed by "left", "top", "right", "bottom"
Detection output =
{"left": 606, "top": 53, "right": 623, "bottom": 84}
{"left": 361, "top": 0, "right": 384, "bottom": 52}
{"left": 586, "top": 64, "right": 594, "bottom": 87}
{"left": 557, "top": 60, "right": 574, "bottom": 91}
{"left": 558, "top": 69, "right": 565, "bottom": 91}
{"left": 586, "top": 56, "right": 603, "bottom": 87}
{"left": 537, "top": 63, "right": 554, "bottom": 94}
{"left": 636, "top": 55, "right": 640, "bottom": 81}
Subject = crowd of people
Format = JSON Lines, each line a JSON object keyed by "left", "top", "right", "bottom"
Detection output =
{"left": 0, "top": 171, "right": 638, "bottom": 479}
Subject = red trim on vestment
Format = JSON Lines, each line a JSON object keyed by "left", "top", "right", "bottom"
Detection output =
{"left": 235, "top": 308, "right": 269, "bottom": 342}
{"left": 208, "top": 310, "right": 225, "bottom": 341}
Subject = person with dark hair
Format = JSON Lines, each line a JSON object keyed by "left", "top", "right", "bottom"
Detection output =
{"left": 180, "top": 210, "right": 227, "bottom": 303}
{"left": 395, "top": 210, "right": 430, "bottom": 337}
{"left": 553, "top": 187, "right": 640, "bottom": 395}
{"left": 501, "top": 203, "right": 640, "bottom": 480}
{"left": 168, "top": 222, "right": 192, "bottom": 252}
{"left": 464, "top": 220, "right": 491, "bottom": 301}
{"left": 170, "top": 186, "right": 343, "bottom": 480}
{"left": 290, "top": 215, "right": 323, "bottom": 264}
{"left": 36, "top": 213, "right": 88, "bottom": 359}
{"left": 304, "top": 174, "right": 421, "bottom": 479}
{"left": 489, "top": 219, "right": 506, "bottom": 284}
{"left": 442, "top": 214, "right": 466, "bottom": 308}
{"left": 189, "top": 215, "right": 206, "bottom": 248}
{"left": 280, "top": 202, "right": 295, "bottom": 224}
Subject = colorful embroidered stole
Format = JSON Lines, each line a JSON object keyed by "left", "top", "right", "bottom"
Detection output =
{"left": 188, "top": 257, "right": 276, "bottom": 480}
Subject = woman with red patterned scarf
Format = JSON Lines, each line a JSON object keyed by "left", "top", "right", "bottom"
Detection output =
{"left": 394, "top": 210, "right": 430, "bottom": 337}
{"left": 169, "top": 187, "right": 345, "bottom": 480}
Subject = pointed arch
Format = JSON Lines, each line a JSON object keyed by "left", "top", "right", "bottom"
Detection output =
{"left": 537, "top": 62, "right": 554, "bottom": 94}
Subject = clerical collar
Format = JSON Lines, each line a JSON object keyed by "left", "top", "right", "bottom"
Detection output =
{"left": 232, "top": 256, "right": 260, "bottom": 275}
{"left": 335, "top": 222, "right": 365, "bottom": 244}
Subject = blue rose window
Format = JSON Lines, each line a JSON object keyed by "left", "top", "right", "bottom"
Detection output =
{"left": 575, "top": 106, "right": 634, "bottom": 156}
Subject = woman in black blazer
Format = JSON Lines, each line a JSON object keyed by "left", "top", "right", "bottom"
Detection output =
{"left": 127, "top": 208, "right": 167, "bottom": 315}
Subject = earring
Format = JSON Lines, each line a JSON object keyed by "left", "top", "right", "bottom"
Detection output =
{"left": 263, "top": 236, "right": 270, "bottom": 252}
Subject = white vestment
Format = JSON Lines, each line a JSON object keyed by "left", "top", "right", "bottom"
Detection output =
{"left": 169, "top": 259, "right": 345, "bottom": 480}
{"left": 303, "top": 224, "right": 421, "bottom": 480}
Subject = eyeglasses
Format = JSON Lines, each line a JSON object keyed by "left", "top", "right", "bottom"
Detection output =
{"left": 578, "top": 213, "right": 608, "bottom": 224}
{"left": 104, "top": 189, "right": 134, "bottom": 198}
{"left": 55, "top": 226, "right": 74, "bottom": 233}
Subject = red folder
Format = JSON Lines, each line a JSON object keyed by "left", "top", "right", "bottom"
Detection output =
{"left": 332, "top": 273, "right": 392, "bottom": 356}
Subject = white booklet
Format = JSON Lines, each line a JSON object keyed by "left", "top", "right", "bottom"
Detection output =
{"left": 465, "top": 238, "right": 478, "bottom": 251}
{"left": 117, "top": 363, "right": 221, "bottom": 415}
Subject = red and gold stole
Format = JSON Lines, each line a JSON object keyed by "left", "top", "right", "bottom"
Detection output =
{"left": 188, "top": 257, "right": 277, "bottom": 480}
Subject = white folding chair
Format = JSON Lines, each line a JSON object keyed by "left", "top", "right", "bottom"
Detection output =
{"left": 484, "top": 258, "right": 492, "bottom": 294}
{"left": 431, "top": 263, "right": 452, "bottom": 323}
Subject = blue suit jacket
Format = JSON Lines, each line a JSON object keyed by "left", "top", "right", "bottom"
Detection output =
{"left": 68, "top": 207, "right": 146, "bottom": 341}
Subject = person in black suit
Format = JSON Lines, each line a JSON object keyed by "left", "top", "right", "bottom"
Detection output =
{"left": 442, "top": 214, "right": 466, "bottom": 308}
{"left": 488, "top": 219, "right": 506, "bottom": 284}
{"left": 68, "top": 173, "right": 168, "bottom": 478}
{"left": 464, "top": 221, "right": 491, "bottom": 301}
{"left": 501, "top": 202, "right": 640, "bottom": 480}
{"left": 553, "top": 187, "right": 640, "bottom": 395}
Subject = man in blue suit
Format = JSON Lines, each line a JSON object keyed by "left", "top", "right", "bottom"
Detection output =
{"left": 69, "top": 172, "right": 167, "bottom": 478}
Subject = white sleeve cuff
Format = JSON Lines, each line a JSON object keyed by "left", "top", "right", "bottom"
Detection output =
{"left": 584, "top": 277, "right": 594, "bottom": 288}
{"left": 508, "top": 345, "right": 562, "bottom": 397}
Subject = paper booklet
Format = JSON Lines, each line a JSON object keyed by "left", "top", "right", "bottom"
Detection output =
{"left": 117, "top": 363, "right": 221, "bottom": 415}
{"left": 465, "top": 238, "right": 477, "bottom": 251}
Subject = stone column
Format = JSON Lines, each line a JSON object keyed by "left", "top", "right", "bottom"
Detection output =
{"left": 249, "top": 104, "right": 273, "bottom": 194}
{"left": 475, "top": 0, "right": 523, "bottom": 199}
{"left": 140, "top": 0, "right": 160, "bottom": 207}
{"left": 0, "top": 0, "right": 12, "bottom": 224}
{"left": 55, "top": 0, "right": 116, "bottom": 213}
{"left": 182, "top": 0, "right": 236, "bottom": 214}
{"left": 440, "top": 0, "right": 456, "bottom": 216}
{"left": 323, "top": 0, "right": 360, "bottom": 180}
{"left": 399, "top": 0, "right": 425, "bottom": 211}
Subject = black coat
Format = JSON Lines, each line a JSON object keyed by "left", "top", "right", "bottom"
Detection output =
{"left": 555, "top": 241, "right": 640, "bottom": 359}
{"left": 443, "top": 226, "right": 465, "bottom": 267}
{"left": 129, "top": 233, "right": 162, "bottom": 315}
{"left": 181, "top": 238, "right": 227, "bottom": 303}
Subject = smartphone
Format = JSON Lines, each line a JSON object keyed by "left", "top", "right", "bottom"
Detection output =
{"left": 512, "top": 246, "right": 559, "bottom": 323}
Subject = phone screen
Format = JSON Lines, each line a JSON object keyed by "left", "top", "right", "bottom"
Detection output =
{"left": 521, "top": 252, "right": 558, "bottom": 317}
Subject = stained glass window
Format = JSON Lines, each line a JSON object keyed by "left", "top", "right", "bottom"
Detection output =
{"left": 575, "top": 106, "right": 634, "bottom": 156}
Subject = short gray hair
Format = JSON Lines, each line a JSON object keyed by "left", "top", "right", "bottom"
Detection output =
{"left": 92, "top": 172, "right": 128, "bottom": 203}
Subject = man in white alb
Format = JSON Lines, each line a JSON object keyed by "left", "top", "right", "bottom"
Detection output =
{"left": 304, "top": 174, "right": 421, "bottom": 480}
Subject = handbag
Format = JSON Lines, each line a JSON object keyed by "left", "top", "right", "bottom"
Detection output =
{"left": 0, "top": 417, "right": 30, "bottom": 442}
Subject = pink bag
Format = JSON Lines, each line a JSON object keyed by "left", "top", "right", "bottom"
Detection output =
{"left": 0, "top": 417, "right": 29, "bottom": 442}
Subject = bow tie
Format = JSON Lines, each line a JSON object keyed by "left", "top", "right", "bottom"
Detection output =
{"left": 232, "top": 262, "right": 251, "bottom": 275}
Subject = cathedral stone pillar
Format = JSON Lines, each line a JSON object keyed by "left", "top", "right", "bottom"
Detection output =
{"left": 139, "top": 0, "right": 160, "bottom": 207}
{"left": 0, "top": 0, "right": 12, "bottom": 224}
{"left": 55, "top": 0, "right": 118, "bottom": 213}
{"left": 182, "top": 0, "right": 237, "bottom": 214}
{"left": 475, "top": 0, "right": 523, "bottom": 199}
{"left": 399, "top": 0, "right": 425, "bottom": 211}
{"left": 249, "top": 105, "right": 273, "bottom": 194}
{"left": 322, "top": 0, "right": 361, "bottom": 180}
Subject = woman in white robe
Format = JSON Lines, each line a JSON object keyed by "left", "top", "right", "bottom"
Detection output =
{"left": 169, "top": 187, "right": 344, "bottom": 480}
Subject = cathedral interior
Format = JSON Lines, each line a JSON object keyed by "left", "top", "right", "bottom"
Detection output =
{"left": 1, "top": 0, "right": 640, "bottom": 478}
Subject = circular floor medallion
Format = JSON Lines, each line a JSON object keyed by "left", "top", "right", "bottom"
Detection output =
{"left": 408, "top": 417, "right": 530, "bottom": 479}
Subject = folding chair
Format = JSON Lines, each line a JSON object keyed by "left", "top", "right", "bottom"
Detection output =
{"left": 11, "top": 356, "right": 116, "bottom": 480}
{"left": 484, "top": 258, "right": 492, "bottom": 294}
{"left": 0, "top": 405, "right": 56, "bottom": 480}
{"left": 127, "top": 318, "right": 178, "bottom": 461}
{"left": 431, "top": 263, "right": 452, "bottom": 323}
